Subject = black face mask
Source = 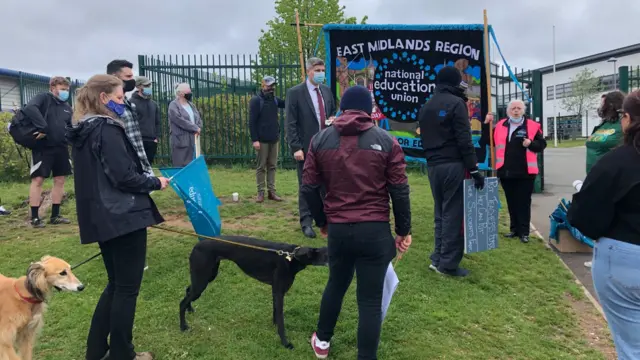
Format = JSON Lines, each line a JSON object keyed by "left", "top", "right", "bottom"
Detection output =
{"left": 184, "top": 93, "right": 193, "bottom": 101}
{"left": 123, "top": 79, "right": 136, "bottom": 93}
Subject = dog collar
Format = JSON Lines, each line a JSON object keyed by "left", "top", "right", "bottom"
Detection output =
{"left": 14, "top": 283, "right": 43, "bottom": 304}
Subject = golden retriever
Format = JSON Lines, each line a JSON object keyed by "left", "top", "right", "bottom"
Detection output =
{"left": 0, "top": 256, "right": 84, "bottom": 360}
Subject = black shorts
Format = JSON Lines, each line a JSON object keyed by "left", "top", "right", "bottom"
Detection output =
{"left": 30, "top": 146, "right": 73, "bottom": 179}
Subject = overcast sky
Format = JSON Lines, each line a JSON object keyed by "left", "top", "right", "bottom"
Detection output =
{"left": 2, "top": 0, "right": 638, "bottom": 81}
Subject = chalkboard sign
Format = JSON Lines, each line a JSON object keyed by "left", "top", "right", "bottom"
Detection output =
{"left": 463, "top": 177, "right": 500, "bottom": 254}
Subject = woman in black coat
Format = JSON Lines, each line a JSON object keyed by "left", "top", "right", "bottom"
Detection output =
{"left": 66, "top": 74, "right": 170, "bottom": 360}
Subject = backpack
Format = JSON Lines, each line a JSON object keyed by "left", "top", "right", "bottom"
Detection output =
{"left": 8, "top": 96, "right": 51, "bottom": 150}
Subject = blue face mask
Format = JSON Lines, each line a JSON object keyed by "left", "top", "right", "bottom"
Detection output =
{"left": 57, "top": 90, "right": 69, "bottom": 102}
{"left": 313, "top": 71, "right": 326, "bottom": 84}
{"left": 142, "top": 87, "right": 153, "bottom": 96}
{"left": 106, "top": 100, "right": 126, "bottom": 117}
{"left": 509, "top": 116, "right": 524, "bottom": 124}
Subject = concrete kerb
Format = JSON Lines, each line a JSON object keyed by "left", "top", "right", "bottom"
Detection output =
{"left": 529, "top": 221, "right": 605, "bottom": 318}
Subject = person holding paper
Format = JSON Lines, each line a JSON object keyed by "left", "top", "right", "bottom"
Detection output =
{"left": 418, "top": 66, "right": 483, "bottom": 277}
{"left": 168, "top": 83, "right": 202, "bottom": 167}
{"left": 567, "top": 90, "right": 640, "bottom": 360}
{"left": 485, "top": 99, "right": 546, "bottom": 243}
{"left": 301, "top": 85, "right": 411, "bottom": 360}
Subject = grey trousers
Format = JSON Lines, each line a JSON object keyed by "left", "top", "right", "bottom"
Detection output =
{"left": 296, "top": 158, "right": 325, "bottom": 228}
{"left": 427, "top": 162, "right": 465, "bottom": 270}
{"left": 256, "top": 142, "right": 279, "bottom": 192}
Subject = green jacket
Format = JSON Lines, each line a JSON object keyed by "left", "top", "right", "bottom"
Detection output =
{"left": 585, "top": 119, "right": 623, "bottom": 174}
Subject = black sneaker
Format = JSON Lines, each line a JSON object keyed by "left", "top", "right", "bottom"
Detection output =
{"left": 31, "top": 218, "right": 46, "bottom": 228}
{"left": 520, "top": 236, "right": 530, "bottom": 243}
{"left": 438, "top": 267, "right": 470, "bottom": 277}
{"left": 49, "top": 216, "right": 71, "bottom": 225}
{"left": 504, "top": 232, "right": 518, "bottom": 238}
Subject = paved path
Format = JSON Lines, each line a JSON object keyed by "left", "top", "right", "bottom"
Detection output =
{"left": 530, "top": 146, "right": 596, "bottom": 299}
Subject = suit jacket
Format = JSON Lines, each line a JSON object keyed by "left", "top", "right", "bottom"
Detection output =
{"left": 285, "top": 82, "right": 337, "bottom": 154}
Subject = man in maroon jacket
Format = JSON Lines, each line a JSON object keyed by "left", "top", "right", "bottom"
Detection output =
{"left": 301, "top": 86, "right": 412, "bottom": 360}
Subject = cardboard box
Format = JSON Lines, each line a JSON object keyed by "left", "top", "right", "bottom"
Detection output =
{"left": 549, "top": 229, "right": 593, "bottom": 253}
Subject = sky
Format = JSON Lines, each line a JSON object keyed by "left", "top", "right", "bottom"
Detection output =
{"left": 1, "top": 0, "right": 638, "bottom": 81}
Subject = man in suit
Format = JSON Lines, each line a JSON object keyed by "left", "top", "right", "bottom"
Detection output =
{"left": 285, "top": 57, "right": 337, "bottom": 238}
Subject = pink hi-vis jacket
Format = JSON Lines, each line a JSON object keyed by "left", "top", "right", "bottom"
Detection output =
{"left": 494, "top": 118, "right": 541, "bottom": 175}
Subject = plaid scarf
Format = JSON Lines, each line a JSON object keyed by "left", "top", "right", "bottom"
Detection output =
{"left": 121, "top": 98, "right": 153, "bottom": 175}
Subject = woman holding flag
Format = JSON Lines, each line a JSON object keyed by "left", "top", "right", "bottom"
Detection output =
{"left": 301, "top": 85, "right": 411, "bottom": 359}
{"left": 67, "top": 74, "right": 170, "bottom": 360}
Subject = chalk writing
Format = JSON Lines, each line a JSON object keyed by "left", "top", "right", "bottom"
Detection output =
{"left": 464, "top": 177, "right": 500, "bottom": 254}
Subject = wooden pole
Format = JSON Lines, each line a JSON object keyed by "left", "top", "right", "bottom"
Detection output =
{"left": 295, "top": 9, "right": 306, "bottom": 83}
{"left": 483, "top": 9, "right": 496, "bottom": 176}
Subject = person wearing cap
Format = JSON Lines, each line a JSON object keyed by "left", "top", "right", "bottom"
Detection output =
{"left": 249, "top": 75, "right": 285, "bottom": 203}
{"left": 130, "top": 76, "right": 161, "bottom": 164}
{"left": 418, "top": 65, "right": 484, "bottom": 278}
{"left": 285, "top": 57, "right": 337, "bottom": 238}
{"left": 302, "top": 85, "right": 412, "bottom": 360}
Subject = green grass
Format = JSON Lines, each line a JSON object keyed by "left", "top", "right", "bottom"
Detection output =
{"left": 0, "top": 168, "right": 606, "bottom": 359}
{"left": 553, "top": 138, "right": 587, "bottom": 148}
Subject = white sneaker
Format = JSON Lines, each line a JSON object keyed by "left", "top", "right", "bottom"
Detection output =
{"left": 584, "top": 261, "right": 592, "bottom": 268}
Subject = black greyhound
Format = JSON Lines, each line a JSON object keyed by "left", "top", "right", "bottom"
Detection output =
{"left": 179, "top": 235, "right": 328, "bottom": 349}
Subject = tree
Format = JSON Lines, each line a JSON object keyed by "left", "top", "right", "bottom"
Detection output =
{"left": 560, "top": 68, "right": 603, "bottom": 138}
{"left": 255, "top": 0, "right": 367, "bottom": 88}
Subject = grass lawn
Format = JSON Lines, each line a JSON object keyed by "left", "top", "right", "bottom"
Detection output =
{"left": 0, "top": 167, "right": 611, "bottom": 359}
{"left": 552, "top": 138, "right": 587, "bottom": 148}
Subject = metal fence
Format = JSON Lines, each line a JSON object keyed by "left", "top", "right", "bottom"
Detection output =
{"left": 9, "top": 72, "right": 83, "bottom": 109}
{"left": 623, "top": 65, "right": 640, "bottom": 92}
{"left": 139, "top": 54, "right": 539, "bottom": 165}
{"left": 138, "top": 54, "right": 300, "bottom": 166}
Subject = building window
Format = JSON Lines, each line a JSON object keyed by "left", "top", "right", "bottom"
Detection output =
{"left": 547, "top": 115, "right": 583, "bottom": 139}
{"left": 547, "top": 86, "right": 554, "bottom": 100}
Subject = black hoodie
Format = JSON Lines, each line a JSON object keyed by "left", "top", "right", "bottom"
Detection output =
{"left": 417, "top": 85, "right": 478, "bottom": 171}
{"left": 22, "top": 92, "right": 72, "bottom": 148}
{"left": 130, "top": 92, "right": 161, "bottom": 141}
{"left": 66, "top": 116, "right": 163, "bottom": 244}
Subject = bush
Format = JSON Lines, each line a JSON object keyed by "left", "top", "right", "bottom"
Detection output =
{"left": 0, "top": 112, "right": 31, "bottom": 182}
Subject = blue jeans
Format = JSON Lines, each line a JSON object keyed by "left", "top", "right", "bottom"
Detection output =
{"left": 592, "top": 237, "right": 640, "bottom": 360}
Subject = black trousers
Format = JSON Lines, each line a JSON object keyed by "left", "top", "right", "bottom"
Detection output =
{"left": 316, "top": 222, "right": 396, "bottom": 360}
{"left": 500, "top": 177, "right": 535, "bottom": 237}
{"left": 86, "top": 229, "right": 147, "bottom": 360}
{"left": 296, "top": 158, "right": 325, "bottom": 228}
{"left": 427, "top": 162, "right": 465, "bottom": 270}
{"left": 143, "top": 140, "right": 157, "bottom": 165}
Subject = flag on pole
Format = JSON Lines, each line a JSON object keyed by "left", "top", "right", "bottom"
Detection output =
{"left": 159, "top": 155, "right": 222, "bottom": 238}
{"left": 381, "top": 262, "right": 399, "bottom": 323}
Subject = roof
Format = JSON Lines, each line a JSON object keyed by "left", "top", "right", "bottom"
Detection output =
{"left": 536, "top": 43, "right": 640, "bottom": 74}
{"left": 0, "top": 67, "right": 85, "bottom": 85}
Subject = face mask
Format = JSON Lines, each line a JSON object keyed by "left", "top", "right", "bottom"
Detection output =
{"left": 313, "top": 71, "right": 326, "bottom": 84}
{"left": 184, "top": 93, "right": 193, "bottom": 101}
{"left": 509, "top": 116, "right": 524, "bottom": 124}
{"left": 123, "top": 79, "right": 136, "bottom": 92}
{"left": 142, "top": 87, "right": 153, "bottom": 96}
{"left": 106, "top": 100, "right": 126, "bottom": 117}
{"left": 57, "top": 90, "right": 69, "bottom": 102}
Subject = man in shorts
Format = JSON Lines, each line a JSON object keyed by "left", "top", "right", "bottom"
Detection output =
{"left": 22, "top": 76, "right": 73, "bottom": 228}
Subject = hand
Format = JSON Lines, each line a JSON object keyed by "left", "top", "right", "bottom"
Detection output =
{"left": 195, "top": 128, "right": 201, "bottom": 136}
{"left": 33, "top": 132, "right": 46, "bottom": 140}
{"left": 471, "top": 171, "right": 485, "bottom": 190}
{"left": 158, "top": 177, "right": 170, "bottom": 190}
{"left": 395, "top": 235, "right": 412, "bottom": 253}
{"left": 484, "top": 113, "right": 494, "bottom": 125}
{"left": 320, "top": 225, "right": 328, "bottom": 238}
{"left": 522, "top": 138, "right": 532, "bottom": 148}
{"left": 294, "top": 150, "right": 304, "bottom": 161}
{"left": 253, "top": 141, "right": 261, "bottom": 151}
{"left": 154, "top": 138, "right": 158, "bottom": 143}
{"left": 326, "top": 116, "right": 336, "bottom": 126}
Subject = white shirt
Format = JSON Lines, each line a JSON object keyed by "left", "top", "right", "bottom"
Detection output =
{"left": 306, "top": 79, "right": 324, "bottom": 128}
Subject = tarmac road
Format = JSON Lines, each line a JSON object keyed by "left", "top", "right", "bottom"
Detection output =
{"left": 530, "top": 146, "right": 596, "bottom": 300}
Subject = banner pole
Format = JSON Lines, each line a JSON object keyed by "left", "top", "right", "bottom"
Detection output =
{"left": 295, "top": 9, "right": 306, "bottom": 83}
{"left": 483, "top": 9, "right": 496, "bottom": 176}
